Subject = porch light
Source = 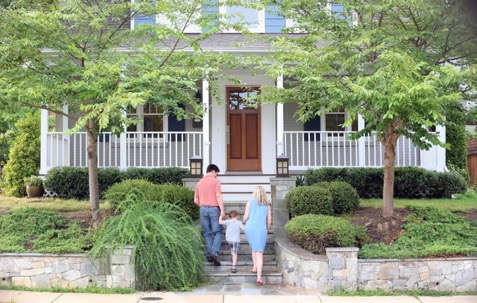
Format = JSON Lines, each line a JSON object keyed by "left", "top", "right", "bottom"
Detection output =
{"left": 190, "top": 155, "right": 203, "bottom": 178}
{"left": 276, "top": 153, "right": 289, "bottom": 177}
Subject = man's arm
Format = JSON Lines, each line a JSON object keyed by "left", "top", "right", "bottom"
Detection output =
{"left": 216, "top": 192, "right": 225, "bottom": 219}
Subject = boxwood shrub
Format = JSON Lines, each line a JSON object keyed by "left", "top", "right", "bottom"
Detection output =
{"left": 105, "top": 179, "right": 198, "bottom": 219}
{"left": 44, "top": 167, "right": 190, "bottom": 199}
{"left": 313, "top": 181, "right": 359, "bottom": 214}
{"left": 285, "top": 214, "right": 368, "bottom": 255}
{"left": 305, "top": 167, "right": 467, "bottom": 199}
{"left": 286, "top": 186, "right": 333, "bottom": 217}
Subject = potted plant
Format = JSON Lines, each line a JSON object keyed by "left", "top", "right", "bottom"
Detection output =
{"left": 24, "top": 175, "right": 44, "bottom": 198}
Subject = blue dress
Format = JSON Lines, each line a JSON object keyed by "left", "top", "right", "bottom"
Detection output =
{"left": 244, "top": 198, "right": 270, "bottom": 252}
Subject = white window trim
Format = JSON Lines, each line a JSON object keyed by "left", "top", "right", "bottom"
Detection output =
{"left": 321, "top": 110, "right": 355, "bottom": 138}
{"left": 219, "top": 2, "right": 265, "bottom": 33}
{"left": 127, "top": 105, "right": 169, "bottom": 141}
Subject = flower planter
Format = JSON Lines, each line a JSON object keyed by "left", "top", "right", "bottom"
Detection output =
{"left": 26, "top": 185, "right": 44, "bottom": 198}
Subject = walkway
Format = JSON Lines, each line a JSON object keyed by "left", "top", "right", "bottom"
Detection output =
{"left": 1, "top": 289, "right": 476, "bottom": 303}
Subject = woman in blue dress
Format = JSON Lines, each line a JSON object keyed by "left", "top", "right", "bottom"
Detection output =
{"left": 243, "top": 186, "right": 272, "bottom": 286}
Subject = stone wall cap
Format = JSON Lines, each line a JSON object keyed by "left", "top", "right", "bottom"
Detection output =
{"left": 325, "top": 247, "right": 359, "bottom": 253}
{"left": 0, "top": 253, "right": 86, "bottom": 257}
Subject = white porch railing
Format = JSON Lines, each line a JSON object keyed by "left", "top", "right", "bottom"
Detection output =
{"left": 283, "top": 131, "right": 425, "bottom": 170}
{"left": 45, "top": 132, "right": 203, "bottom": 170}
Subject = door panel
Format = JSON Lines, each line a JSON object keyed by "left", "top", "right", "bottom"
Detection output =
{"left": 227, "top": 87, "right": 261, "bottom": 171}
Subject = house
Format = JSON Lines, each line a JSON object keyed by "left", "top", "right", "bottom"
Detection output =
{"left": 39, "top": 2, "right": 446, "bottom": 199}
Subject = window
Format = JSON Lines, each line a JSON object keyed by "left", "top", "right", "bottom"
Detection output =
{"left": 323, "top": 108, "right": 358, "bottom": 136}
{"left": 127, "top": 104, "right": 166, "bottom": 138}
{"left": 220, "top": 2, "right": 265, "bottom": 33}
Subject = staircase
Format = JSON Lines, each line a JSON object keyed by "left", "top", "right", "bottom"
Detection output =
{"left": 203, "top": 175, "right": 282, "bottom": 284}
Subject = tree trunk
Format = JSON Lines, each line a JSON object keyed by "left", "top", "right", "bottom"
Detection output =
{"left": 86, "top": 119, "right": 101, "bottom": 228}
{"left": 382, "top": 133, "right": 398, "bottom": 218}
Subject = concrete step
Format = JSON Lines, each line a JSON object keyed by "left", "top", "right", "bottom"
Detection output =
{"left": 204, "top": 260, "right": 278, "bottom": 273}
{"left": 220, "top": 234, "right": 275, "bottom": 244}
{"left": 205, "top": 271, "right": 283, "bottom": 285}
{"left": 218, "top": 175, "right": 273, "bottom": 184}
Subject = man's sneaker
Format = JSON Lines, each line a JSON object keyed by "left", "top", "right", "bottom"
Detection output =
{"left": 231, "top": 267, "right": 237, "bottom": 273}
{"left": 211, "top": 255, "right": 221, "bottom": 266}
{"left": 206, "top": 256, "right": 213, "bottom": 262}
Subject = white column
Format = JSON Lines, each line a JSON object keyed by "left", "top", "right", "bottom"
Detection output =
{"left": 276, "top": 75, "right": 284, "bottom": 156}
{"left": 40, "top": 109, "right": 49, "bottom": 175}
{"left": 120, "top": 108, "right": 127, "bottom": 170}
{"left": 357, "top": 114, "right": 366, "bottom": 167}
{"left": 202, "top": 79, "right": 210, "bottom": 174}
{"left": 62, "top": 105, "right": 69, "bottom": 167}
{"left": 436, "top": 125, "right": 446, "bottom": 172}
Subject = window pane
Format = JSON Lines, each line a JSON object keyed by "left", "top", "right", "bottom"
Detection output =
{"left": 144, "top": 115, "right": 163, "bottom": 132}
{"left": 325, "top": 114, "right": 345, "bottom": 131}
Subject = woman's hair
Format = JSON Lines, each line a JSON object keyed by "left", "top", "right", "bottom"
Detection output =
{"left": 252, "top": 186, "right": 270, "bottom": 205}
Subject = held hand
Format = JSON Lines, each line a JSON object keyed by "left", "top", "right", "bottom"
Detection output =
{"left": 220, "top": 210, "right": 225, "bottom": 219}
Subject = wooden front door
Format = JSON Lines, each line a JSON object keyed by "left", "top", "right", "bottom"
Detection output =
{"left": 226, "top": 87, "right": 261, "bottom": 171}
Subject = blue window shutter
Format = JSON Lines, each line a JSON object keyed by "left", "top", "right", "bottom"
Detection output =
{"left": 265, "top": 5, "right": 285, "bottom": 33}
{"left": 202, "top": 0, "right": 219, "bottom": 32}
{"left": 168, "top": 105, "right": 186, "bottom": 142}
{"left": 134, "top": 0, "right": 156, "bottom": 27}
{"left": 304, "top": 116, "right": 321, "bottom": 141}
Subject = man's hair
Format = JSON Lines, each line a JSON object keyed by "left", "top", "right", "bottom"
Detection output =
{"left": 228, "top": 210, "right": 238, "bottom": 218}
{"left": 206, "top": 164, "right": 220, "bottom": 173}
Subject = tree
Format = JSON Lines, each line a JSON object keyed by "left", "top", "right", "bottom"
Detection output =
{"left": 259, "top": 0, "right": 477, "bottom": 217}
{"left": 0, "top": 0, "right": 242, "bottom": 226}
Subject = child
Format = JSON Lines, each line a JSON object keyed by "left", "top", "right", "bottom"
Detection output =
{"left": 219, "top": 210, "right": 244, "bottom": 273}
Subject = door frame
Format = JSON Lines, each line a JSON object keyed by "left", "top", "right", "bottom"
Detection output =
{"left": 226, "top": 86, "right": 262, "bottom": 171}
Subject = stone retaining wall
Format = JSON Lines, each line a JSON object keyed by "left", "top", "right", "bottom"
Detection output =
{"left": 275, "top": 239, "right": 477, "bottom": 292}
{"left": 0, "top": 246, "right": 135, "bottom": 289}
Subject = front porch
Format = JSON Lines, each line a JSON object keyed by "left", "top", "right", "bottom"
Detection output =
{"left": 41, "top": 129, "right": 445, "bottom": 175}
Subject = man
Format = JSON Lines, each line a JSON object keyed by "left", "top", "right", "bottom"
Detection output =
{"left": 194, "top": 164, "right": 225, "bottom": 266}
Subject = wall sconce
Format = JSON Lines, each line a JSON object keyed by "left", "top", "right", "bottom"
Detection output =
{"left": 193, "top": 90, "right": 203, "bottom": 128}
{"left": 190, "top": 155, "right": 203, "bottom": 178}
{"left": 276, "top": 153, "right": 290, "bottom": 177}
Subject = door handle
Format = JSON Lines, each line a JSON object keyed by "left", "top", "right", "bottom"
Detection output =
{"left": 226, "top": 125, "right": 230, "bottom": 144}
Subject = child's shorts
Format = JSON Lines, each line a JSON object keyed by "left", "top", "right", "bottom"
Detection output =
{"left": 228, "top": 241, "right": 240, "bottom": 254}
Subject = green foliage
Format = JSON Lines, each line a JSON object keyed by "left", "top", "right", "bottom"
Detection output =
{"left": 157, "top": 183, "right": 198, "bottom": 220}
{"left": 23, "top": 175, "right": 43, "bottom": 187}
{"left": 286, "top": 186, "right": 333, "bottom": 217}
{"left": 2, "top": 112, "right": 40, "bottom": 197}
{"left": 285, "top": 214, "right": 367, "bottom": 254}
{"left": 313, "top": 181, "right": 359, "bottom": 214}
{"left": 90, "top": 193, "right": 204, "bottom": 291}
{"left": 360, "top": 206, "right": 477, "bottom": 259}
{"left": 105, "top": 179, "right": 198, "bottom": 219}
{"left": 105, "top": 179, "right": 163, "bottom": 212}
{"left": 44, "top": 167, "right": 191, "bottom": 200}
{"left": 445, "top": 102, "right": 469, "bottom": 183}
{"left": 294, "top": 174, "right": 306, "bottom": 187}
{"left": 0, "top": 208, "right": 91, "bottom": 253}
{"left": 305, "top": 167, "right": 467, "bottom": 199}
{"left": 44, "top": 167, "right": 89, "bottom": 199}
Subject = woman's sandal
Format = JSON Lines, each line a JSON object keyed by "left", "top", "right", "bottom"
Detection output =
{"left": 250, "top": 269, "right": 257, "bottom": 273}
{"left": 256, "top": 280, "right": 263, "bottom": 286}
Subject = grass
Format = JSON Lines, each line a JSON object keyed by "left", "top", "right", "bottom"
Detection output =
{"left": 360, "top": 191, "right": 477, "bottom": 211}
{"left": 0, "top": 284, "right": 136, "bottom": 294}
{"left": 0, "top": 194, "right": 111, "bottom": 213}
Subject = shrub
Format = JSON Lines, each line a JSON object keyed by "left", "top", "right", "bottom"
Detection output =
{"left": 157, "top": 184, "right": 198, "bottom": 220}
{"left": 286, "top": 214, "right": 366, "bottom": 254}
{"left": 105, "top": 179, "right": 162, "bottom": 212}
{"left": 304, "top": 167, "right": 347, "bottom": 185}
{"left": 97, "top": 168, "right": 123, "bottom": 198}
{"left": 44, "top": 167, "right": 89, "bottom": 199}
{"left": 446, "top": 103, "right": 469, "bottom": 183}
{"left": 105, "top": 180, "right": 198, "bottom": 219}
{"left": 314, "top": 181, "right": 359, "bottom": 214}
{"left": 346, "top": 168, "right": 383, "bottom": 198}
{"left": 90, "top": 194, "right": 204, "bottom": 291}
{"left": 432, "top": 171, "right": 467, "bottom": 198}
{"left": 286, "top": 186, "right": 333, "bottom": 217}
{"left": 123, "top": 167, "right": 190, "bottom": 185}
{"left": 3, "top": 112, "right": 41, "bottom": 197}
{"left": 304, "top": 167, "right": 467, "bottom": 199}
